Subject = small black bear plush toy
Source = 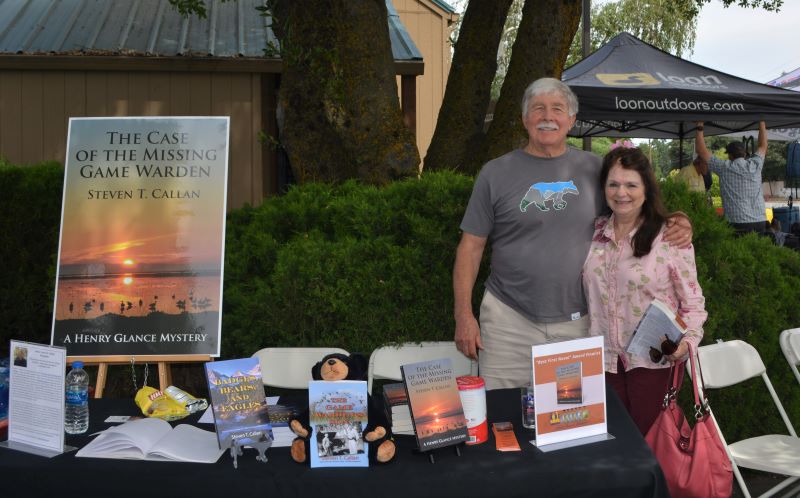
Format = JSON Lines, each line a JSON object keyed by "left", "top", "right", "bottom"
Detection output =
{"left": 289, "top": 352, "right": 396, "bottom": 464}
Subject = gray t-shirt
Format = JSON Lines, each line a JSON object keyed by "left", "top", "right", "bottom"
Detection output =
{"left": 460, "top": 147, "right": 604, "bottom": 323}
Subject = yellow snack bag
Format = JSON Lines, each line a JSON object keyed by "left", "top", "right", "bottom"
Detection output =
{"left": 135, "top": 386, "right": 189, "bottom": 421}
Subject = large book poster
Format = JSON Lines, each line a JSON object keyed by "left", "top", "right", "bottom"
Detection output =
{"left": 50, "top": 117, "right": 229, "bottom": 356}
{"left": 531, "top": 336, "right": 607, "bottom": 448}
{"left": 308, "top": 380, "right": 369, "bottom": 468}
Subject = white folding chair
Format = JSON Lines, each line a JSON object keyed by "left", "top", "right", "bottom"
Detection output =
{"left": 251, "top": 347, "right": 349, "bottom": 389}
{"left": 779, "top": 328, "right": 800, "bottom": 387}
{"left": 367, "top": 341, "right": 477, "bottom": 393}
{"left": 695, "top": 339, "right": 800, "bottom": 498}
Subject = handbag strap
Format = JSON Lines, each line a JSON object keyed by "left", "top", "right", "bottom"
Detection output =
{"left": 687, "top": 344, "right": 711, "bottom": 419}
{"left": 660, "top": 363, "right": 681, "bottom": 409}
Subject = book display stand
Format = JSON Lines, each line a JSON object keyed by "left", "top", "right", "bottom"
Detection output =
{"left": 415, "top": 441, "right": 464, "bottom": 464}
{"left": 205, "top": 358, "right": 275, "bottom": 469}
{"left": 227, "top": 433, "right": 273, "bottom": 469}
{"left": 68, "top": 355, "right": 212, "bottom": 398}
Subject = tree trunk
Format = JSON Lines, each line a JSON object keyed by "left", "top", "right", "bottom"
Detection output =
{"left": 480, "top": 0, "right": 582, "bottom": 168}
{"left": 423, "top": 0, "right": 514, "bottom": 173}
{"left": 271, "top": 0, "right": 419, "bottom": 185}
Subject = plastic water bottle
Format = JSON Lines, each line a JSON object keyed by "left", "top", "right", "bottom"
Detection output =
{"left": 65, "top": 361, "right": 89, "bottom": 434}
{"left": 0, "top": 357, "right": 9, "bottom": 422}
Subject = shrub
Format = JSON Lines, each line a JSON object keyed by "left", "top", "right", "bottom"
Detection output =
{"left": 0, "top": 161, "right": 63, "bottom": 351}
{"left": 2, "top": 162, "right": 799, "bottom": 443}
{"left": 662, "top": 180, "right": 800, "bottom": 441}
{"left": 222, "top": 171, "right": 484, "bottom": 357}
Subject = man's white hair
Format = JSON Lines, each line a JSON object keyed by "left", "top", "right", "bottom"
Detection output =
{"left": 521, "top": 78, "right": 579, "bottom": 119}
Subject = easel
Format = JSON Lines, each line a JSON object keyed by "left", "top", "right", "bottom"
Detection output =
{"left": 415, "top": 442, "right": 464, "bottom": 464}
{"left": 67, "top": 355, "right": 212, "bottom": 398}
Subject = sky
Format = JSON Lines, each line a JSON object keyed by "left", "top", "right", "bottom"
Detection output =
{"left": 687, "top": 1, "right": 800, "bottom": 84}
{"left": 446, "top": 1, "right": 800, "bottom": 86}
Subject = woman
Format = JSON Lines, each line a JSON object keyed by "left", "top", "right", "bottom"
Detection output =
{"left": 582, "top": 146, "right": 707, "bottom": 435}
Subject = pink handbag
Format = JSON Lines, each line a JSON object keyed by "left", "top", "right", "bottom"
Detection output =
{"left": 644, "top": 346, "right": 733, "bottom": 498}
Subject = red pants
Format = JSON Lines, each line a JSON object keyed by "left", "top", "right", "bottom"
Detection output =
{"left": 606, "top": 358, "right": 685, "bottom": 436}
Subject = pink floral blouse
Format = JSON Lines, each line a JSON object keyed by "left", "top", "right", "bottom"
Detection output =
{"left": 582, "top": 215, "right": 707, "bottom": 373}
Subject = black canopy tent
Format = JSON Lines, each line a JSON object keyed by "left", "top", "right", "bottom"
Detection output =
{"left": 563, "top": 32, "right": 800, "bottom": 140}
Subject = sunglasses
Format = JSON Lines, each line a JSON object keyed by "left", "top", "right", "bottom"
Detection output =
{"left": 649, "top": 337, "right": 679, "bottom": 363}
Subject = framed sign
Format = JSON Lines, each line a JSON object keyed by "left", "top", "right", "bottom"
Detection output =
{"left": 50, "top": 117, "right": 229, "bottom": 357}
{"left": 531, "top": 336, "right": 608, "bottom": 449}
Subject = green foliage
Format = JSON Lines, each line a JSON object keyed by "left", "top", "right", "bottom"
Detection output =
{"left": 567, "top": 0, "right": 698, "bottom": 67}
{"left": 0, "top": 161, "right": 64, "bottom": 354}
{"left": 764, "top": 141, "right": 789, "bottom": 183}
{"left": 167, "top": 0, "right": 209, "bottom": 18}
{"left": 566, "top": 137, "right": 615, "bottom": 158}
{"left": 222, "top": 171, "right": 481, "bottom": 358}
{"left": 694, "top": 0, "right": 783, "bottom": 13}
{"left": 662, "top": 178, "right": 800, "bottom": 441}
{"left": 2, "top": 161, "right": 799, "bottom": 440}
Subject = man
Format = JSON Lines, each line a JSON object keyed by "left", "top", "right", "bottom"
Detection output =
{"left": 454, "top": 78, "right": 691, "bottom": 390}
{"left": 676, "top": 154, "right": 710, "bottom": 193}
{"left": 695, "top": 121, "right": 767, "bottom": 235}
{"left": 345, "top": 423, "right": 359, "bottom": 455}
{"left": 321, "top": 432, "right": 332, "bottom": 456}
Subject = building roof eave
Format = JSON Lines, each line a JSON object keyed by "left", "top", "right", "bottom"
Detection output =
{"left": 0, "top": 54, "right": 424, "bottom": 76}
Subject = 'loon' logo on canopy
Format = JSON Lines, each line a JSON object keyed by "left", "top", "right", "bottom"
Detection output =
{"left": 596, "top": 72, "right": 725, "bottom": 88}
{"left": 596, "top": 73, "right": 660, "bottom": 86}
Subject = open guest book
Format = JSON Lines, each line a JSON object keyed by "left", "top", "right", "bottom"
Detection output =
{"left": 76, "top": 417, "right": 225, "bottom": 463}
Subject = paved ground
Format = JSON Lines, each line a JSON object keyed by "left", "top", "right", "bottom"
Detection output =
{"left": 733, "top": 470, "right": 799, "bottom": 497}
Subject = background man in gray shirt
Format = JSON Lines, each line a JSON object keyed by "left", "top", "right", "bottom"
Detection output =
{"left": 695, "top": 120, "right": 767, "bottom": 235}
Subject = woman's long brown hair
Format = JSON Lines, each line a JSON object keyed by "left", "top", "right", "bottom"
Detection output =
{"left": 601, "top": 148, "right": 670, "bottom": 257}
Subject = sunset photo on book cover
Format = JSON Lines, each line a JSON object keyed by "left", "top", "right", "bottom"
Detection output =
{"left": 556, "top": 362, "right": 583, "bottom": 404}
{"left": 402, "top": 358, "right": 467, "bottom": 451}
{"left": 51, "top": 117, "right": 229, "bottom": 356}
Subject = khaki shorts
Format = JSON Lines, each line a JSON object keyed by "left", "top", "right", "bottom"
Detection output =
{"left": 478, "top": 290, "right": 589, "bottom": 390}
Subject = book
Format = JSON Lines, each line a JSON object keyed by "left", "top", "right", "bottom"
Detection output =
{"left": 382, "top": 382, "right": 412, "bottom": 431}
{"left": 197, "top": 400, "right": 299, "bottom": 448}
{"left": 308, "top": 380, "right": 369, "bottom": 468}
{"left": 268, "top": 403, "right": 302, "bottom": 448}
{"left": 401, "top": 358, "right": 468, "bottom": 452}
{"left": 626, "top": 299, "right": 687, "bottom": 359}
{"left": 76, "top": 417, "right": 224, "bottom": 463}
{"left": 383, "top": 382, "right": 409, "bottom": 412}
{"left": 384, "top": 404, "right": 414, "bottom": 435}
{"left": 392, "top": 426, "right": 416, "bottom": 436}
{"left": 386, "top": 412, "right": 413, "bottom": 429}
{"left": 556, "top": 362, "right": 583, "bottom": 404}
{"left": 389, "top": 406, "right": 411, "bottom": 420}
{"left": 391, "top": 406, "right": 411, "bottom": 418}
{"left": 205, "top": 358, "right": 273, "bottom": 449}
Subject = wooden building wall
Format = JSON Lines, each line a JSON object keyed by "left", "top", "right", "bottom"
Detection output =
{"left": 395, "top": 0, "right": 456, "bottom": 166}
{"left": 0, "top": 69, "right": 276, "bottom": 209}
